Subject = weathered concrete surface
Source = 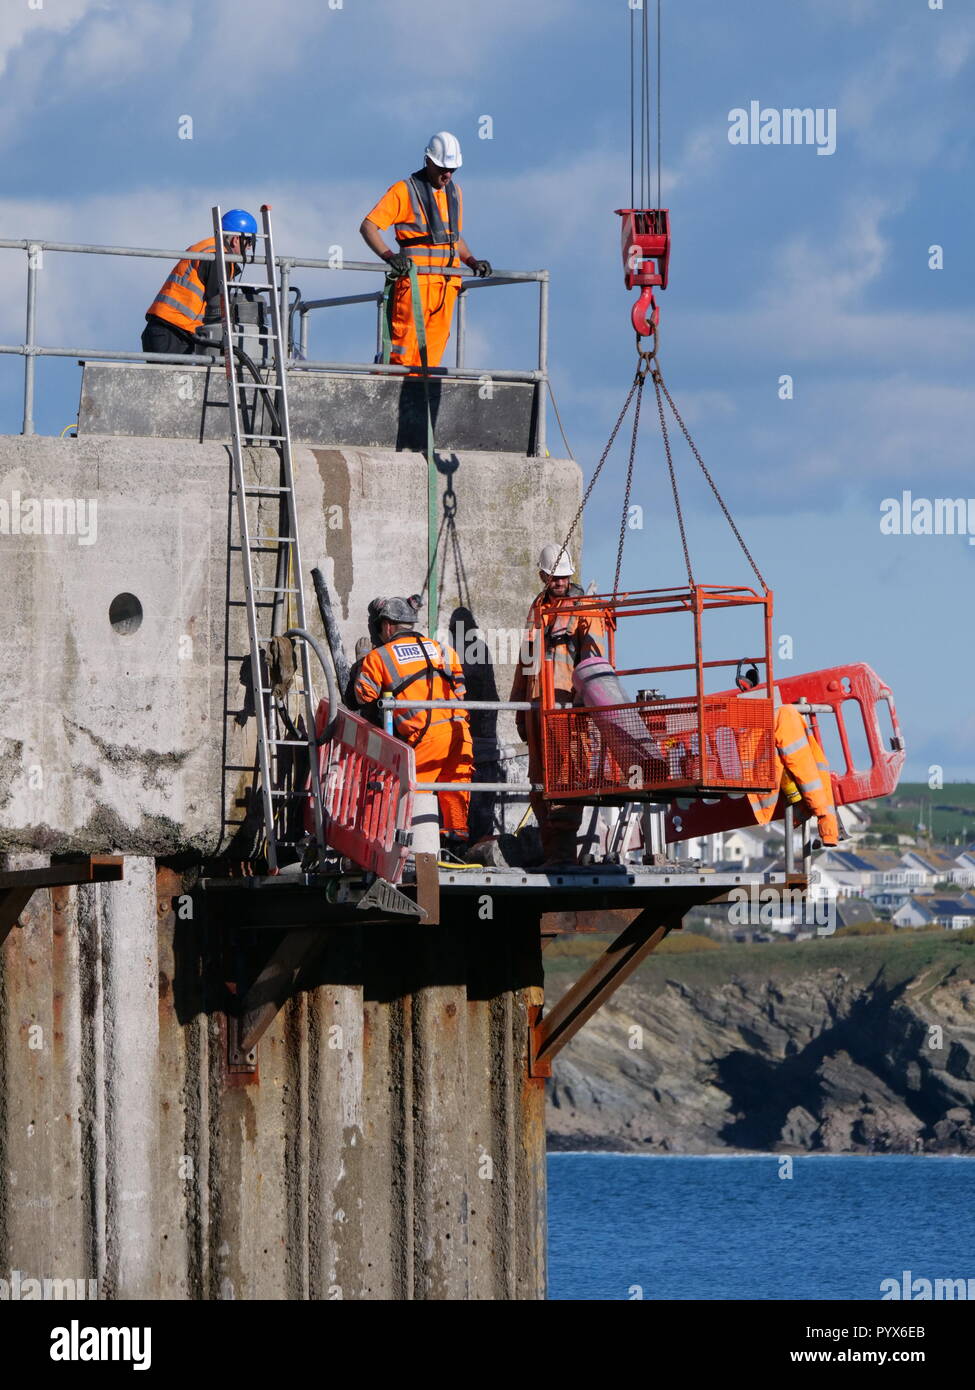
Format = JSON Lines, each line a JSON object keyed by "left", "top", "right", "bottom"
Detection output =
{"left": 0, "top": 434, "right": 578, "bottom": 855}
{"left": 78, "top": 362, "right": 540, "bottom": 456}
{"left": 0, "top": 863, "right": 547, "bottom": 1299}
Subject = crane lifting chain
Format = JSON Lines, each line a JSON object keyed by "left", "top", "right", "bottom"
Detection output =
{"left": 553, "top": 340, "right": 768, "bottom": 600}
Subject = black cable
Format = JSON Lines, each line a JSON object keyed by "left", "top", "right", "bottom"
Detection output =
{"left": 657, "top": 0, "right": 662, "bottom": 209}
{"left": 629, "top": 5, "right": 635, "bottom": 208}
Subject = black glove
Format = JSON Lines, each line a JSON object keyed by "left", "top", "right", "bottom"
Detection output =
{"left": 468, "top": 258, "right": 492, "bottom": 278}
{"left": 385, "top": 252, "right": 410, "bottom": 278}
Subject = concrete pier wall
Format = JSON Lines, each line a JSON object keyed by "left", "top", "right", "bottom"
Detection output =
{"left": 0, "top": 859, "right": 546, "bottom": 1299}
{"left": 0, "top": 380, "right": 572, "bottom": 1299}
{"left": 0, "top": 432, "right": 578, "bottom": 856}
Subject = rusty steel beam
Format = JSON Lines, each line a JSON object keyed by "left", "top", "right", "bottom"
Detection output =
{"left": 0, "top": 887, "right": 36, "bottom": 947}
{"left": 540, "top": 907, "right": 642, "bottom": 937}
{"left": 0, "top": 855, "right": 124, "bottom": 947}
{"left": 415, "top": 852, "right": 440, "bottom": 926}
{"left": 0, "top": 854, "right": 123, "bottom": 890}
{"left": 531, "top": 907, "right": 681, "bottom": 1075}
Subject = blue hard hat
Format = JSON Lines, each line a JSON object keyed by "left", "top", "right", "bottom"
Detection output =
{"left": 221, "top": 208, "right": 257, "bottom": 235}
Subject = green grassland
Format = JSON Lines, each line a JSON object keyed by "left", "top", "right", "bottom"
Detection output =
{"left": 867, "top": 782, "right": 975, "bottom": 844}
{"left": 544, "top": 927, "right": 975, "bottom": 993}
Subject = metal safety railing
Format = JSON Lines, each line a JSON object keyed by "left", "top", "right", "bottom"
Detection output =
{"left": 377, "top": 695, "right": 540, "bottom": 794}
{"left": 0, "top": 237, "right": 550, "bottom": 451}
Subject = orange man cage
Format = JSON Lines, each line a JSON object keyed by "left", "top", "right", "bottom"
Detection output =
{"left": 539, "top": 583, "right": 778, "bottom": 802}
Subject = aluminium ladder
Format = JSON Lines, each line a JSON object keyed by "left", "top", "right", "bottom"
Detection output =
{"left": 212, "top": 204, "right": 327, "bottom": 872}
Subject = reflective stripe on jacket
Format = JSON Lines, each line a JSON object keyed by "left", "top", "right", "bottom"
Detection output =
{"left": 146, "top": 237, "right": 237, "bottom": 334}
{"left": 395, "top": 173, "right": 461, "bottom": 269}
{"left": 354, "top": 632, "right": 468, "bottom": 744}
{"left": 511, "top": 588, "right": 607, "bottom": 704}
{"left": 749, "top": 704, "right": 836, "bottom": 823}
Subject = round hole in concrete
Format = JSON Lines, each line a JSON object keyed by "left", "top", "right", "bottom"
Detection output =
{"left": 109, "top": 592, "right": 143, "bottom": 635}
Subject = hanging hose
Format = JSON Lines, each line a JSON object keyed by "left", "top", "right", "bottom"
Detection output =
{"left": 382, "top": 265, "right": 440, "bottom": 635}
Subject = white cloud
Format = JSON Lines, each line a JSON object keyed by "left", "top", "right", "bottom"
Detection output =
{"left": 0, "top": 0, "right": 97, "bottom": 77}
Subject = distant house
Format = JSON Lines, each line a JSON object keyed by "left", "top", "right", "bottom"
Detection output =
{"left": 837, "top": 802, "right": 870, "bottom": 841}
{"left": 900, "top": 847, "right": 967, "bottom": 887}
{"left": 816, "top": 848, "right": 913, "bottom": 912}
{"left": 892, "top": 894, "right": 975, "bottom": 930}
{"left": 718, "top": 826, "right": 783, "bottom": 865}
{"left": 952, "top": 850, "right": 975, "bottom": 888}
{"left": 834, "top": 898, "right": 878, "bottom": 930}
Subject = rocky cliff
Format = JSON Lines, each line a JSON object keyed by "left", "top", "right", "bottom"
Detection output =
{"left": 546, "top": 935, "right": 975, "bottom": 1154}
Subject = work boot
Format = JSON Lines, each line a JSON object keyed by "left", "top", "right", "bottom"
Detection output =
{"left": 440, "top": 831, "right": 469, "bottom": 862}
{"left": 536, "top": 827, "right": 579, "bottom": 870}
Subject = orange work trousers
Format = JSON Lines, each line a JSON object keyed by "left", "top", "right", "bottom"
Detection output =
{"left": 388, "top": 271, "right": 459, "bottom": 368}
{"left": 413, "top": 717, "right": 474, "bottom": 836}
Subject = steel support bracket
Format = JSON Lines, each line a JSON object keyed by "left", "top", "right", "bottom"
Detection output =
{"left": 529, "top": 906, "right": 681, "bottom": 1078}
{"left": 0, "top": 855, "right": 124, "bottom": 948}
{"left": 235, "top": 925, "right": 327, "bottom": 1055}
{"left": 415, "top": 852, "right": 440, "bottom": 925}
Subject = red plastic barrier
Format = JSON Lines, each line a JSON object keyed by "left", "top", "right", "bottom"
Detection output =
{"left": 305, "top": 702, "right": 415, "bottom": 882}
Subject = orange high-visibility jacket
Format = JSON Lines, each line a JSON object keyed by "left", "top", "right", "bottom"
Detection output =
{"left": 510, "top": 588, "right": 607, "bottom": 704}
{"left": 146, "top": 237, "right": 238, "bottom": 335}
{"left": 354, "top": 631, "right": 468, "bottom": 745}
{"left": 749, "top": 704, "right": 836, "bottom": 826}
{"left": 366, "top": 174, "right": 464, "bottom": 271}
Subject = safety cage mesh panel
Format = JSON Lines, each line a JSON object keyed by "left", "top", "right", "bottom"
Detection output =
{"left": 542, "top": 696, "right": 777, "bottom": 798}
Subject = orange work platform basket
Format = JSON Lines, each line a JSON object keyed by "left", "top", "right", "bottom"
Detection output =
{"left": 539, "top": 583, "right": 779, "bottom": 802}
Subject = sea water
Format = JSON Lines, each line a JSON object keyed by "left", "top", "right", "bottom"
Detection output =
{"left": 547, "top": 1153, "right": 975, "bottom": 1301}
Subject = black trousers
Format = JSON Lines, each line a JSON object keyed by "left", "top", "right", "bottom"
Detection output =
{"left": 141, "top": 316, "right": 200, "bottom": 356}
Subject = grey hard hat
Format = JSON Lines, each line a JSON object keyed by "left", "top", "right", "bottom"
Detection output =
{"left": 369, "top": 595, "right": 419, "bottom": 624}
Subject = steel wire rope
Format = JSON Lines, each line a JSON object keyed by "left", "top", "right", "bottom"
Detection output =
{"left": 654, "top": 366, "right": 768, "bottom": 591}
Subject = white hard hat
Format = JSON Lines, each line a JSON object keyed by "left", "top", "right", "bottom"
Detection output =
{"left": 538, "top": 543, "right": 574, "bottom": 577}
{"left": 425, "top": 131, "right": 463, "bottom": 170}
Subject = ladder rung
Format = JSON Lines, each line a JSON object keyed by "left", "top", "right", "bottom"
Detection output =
{"left": 230, "top": 541, "right": 295, "bottom": 553}
{"left": 229, "top": 281, "right": 274, "bottom": 291}
{"left": 240, "top": 433, "right": 286, "bottom": 442}
{"left": 268, "top": 739, "right": 312, "bottom": 747}
{"left": 236, "top": 382, "right": 283, "bottom": 391}
{"left": 252, "top": 585, "right": 299, "bottom": 593}
{"left": 224, "top": 764, "right": 256, "bottom": 772}
{"left": 269, "top": 789, "right": 309, "bottom": 799}
{"left": 235, "top": 486, "right": 292, "bottom": 495}
{"left": 228, "top": 599, "right": 277, "bottom": 607}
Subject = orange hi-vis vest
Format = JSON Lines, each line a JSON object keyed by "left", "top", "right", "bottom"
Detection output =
{"left": 147, "top": 237, "right": 237, "bottom": 335}
{"left": 355, "top": 631, "right": 468, "bottom": 745}
{"left": 394, "top": 173, "right": 462, "bottom": 270}
{"left": 512, "top": 589, "right": 607, "bottom": 703}
{"left": 749, "top": 704, "right": 836, "bottom": 825}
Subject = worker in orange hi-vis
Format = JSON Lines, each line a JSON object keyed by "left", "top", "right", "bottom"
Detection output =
{"left": 142, "top": 208, "right": 257, "bottom": 356}
{"left": 353, "top": 596, "right": 474, "bottom": 855}
{"left": 359, "top": 131, "right": 493, "bottom": 369}
{"left": 736, "top": 665, "right": 840, "bottom": 846}
{"left": 510, "top": 544, "right": 607, "bottom": 867}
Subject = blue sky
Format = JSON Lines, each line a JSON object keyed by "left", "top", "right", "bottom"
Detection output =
{"left": 0, "top": 0, "right": 972, "bottom": 779}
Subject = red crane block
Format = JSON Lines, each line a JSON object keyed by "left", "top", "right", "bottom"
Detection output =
{"left": 616, "top": 207, "right": 671, "bottom": 338}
